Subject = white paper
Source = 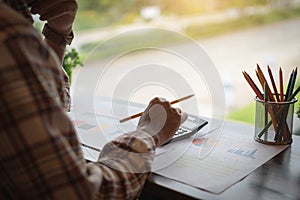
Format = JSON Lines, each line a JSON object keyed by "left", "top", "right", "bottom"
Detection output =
{"left": 68, "top": 99, "right": 288, "bottom": 194}
{"left": 67, "top": 101, "right": 142, "bottom": 153}
{"left": 153, "top": 126, "right": 289, "bottom": 194}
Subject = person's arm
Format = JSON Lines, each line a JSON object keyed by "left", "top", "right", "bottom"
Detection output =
{"left": 30, "top": 0, "right": 78, "bottom": 63}
{"left": 94, "top": 97, "right": 187, "bottom": 199}
{"left": 94, "top": 131, "right": 155, "bottom": 199}
{"left": 30, "top": 0, "right": 78, "bottom": 112}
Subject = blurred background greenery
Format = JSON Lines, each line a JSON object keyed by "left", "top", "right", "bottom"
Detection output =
{"left": 74, "top": 0, "right": 300, "bottom": 31}
{"left": 66, "top": 0, "right": 300, "bottom": 125}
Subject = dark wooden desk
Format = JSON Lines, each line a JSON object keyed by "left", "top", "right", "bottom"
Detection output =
{"left": 141, "top": 121, "right": 300, "bottom": 200}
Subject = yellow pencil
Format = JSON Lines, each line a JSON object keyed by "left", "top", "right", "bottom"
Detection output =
{"left": 119, "top": 94, "right": 195, "bottom": 123}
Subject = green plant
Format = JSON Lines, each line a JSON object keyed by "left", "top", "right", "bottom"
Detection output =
{"left": 296, "top": 100, "right": 299, "bottom": 118}
{"left": 295, "top": 81, "right": 300, "bottom": 119}
{"left": 62, "top": 48, "right": 83, "bottom": 83}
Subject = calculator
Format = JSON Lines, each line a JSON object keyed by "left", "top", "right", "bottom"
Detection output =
{"left": 167, "top": 115, "right": 208, "bottom": 144}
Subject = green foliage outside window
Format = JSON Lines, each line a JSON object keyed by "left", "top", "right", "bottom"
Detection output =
{"left": 295, "top": 81, "right": 300, "bottom": 119}
{"left": 62, "top": 48, "right": 83, "bottom": 83}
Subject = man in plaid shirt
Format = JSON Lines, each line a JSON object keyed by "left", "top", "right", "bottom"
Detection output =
{"left": 0, "top": 0, "right": 187, "bottom": 199}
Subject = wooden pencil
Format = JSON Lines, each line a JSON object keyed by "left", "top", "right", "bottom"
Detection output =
{"left": 119, "top": 94, "right": 195, "bottom": 123}
{"left": 267, "top": 65, "right": 280, "bottom": 102}
{"left": 285, "top": 69, "right": 294, "bottom": 101}
{"left": 287, "top": 67, "right": 297, "bottom": 100}
{"left": 279, "top": 68, "right": 284, "bottom": 102}
{"left": 257, "top": 64, "right": 275, "bottom": 102}
{"left": 242, "top": 71, "right": 263, "bottom": 99}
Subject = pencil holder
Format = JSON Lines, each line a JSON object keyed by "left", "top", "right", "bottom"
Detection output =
{"left": 254, "top": 97, "right": 297, "bottom": 145}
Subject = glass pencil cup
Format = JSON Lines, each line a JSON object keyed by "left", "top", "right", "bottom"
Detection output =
{"left": 254, "top": 97, "right": 297, "bottom": 145}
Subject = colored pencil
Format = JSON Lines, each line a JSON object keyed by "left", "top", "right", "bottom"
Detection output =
{"left": 279, "top": 68, "right": 284, "bottom": 102}
{"left": 267, "top": 65, "right": 280, "bottom": 102}
{"left": 242, "top": 71, "right": 263, "bottom": 99}
{"left": 287, "top": 68, "right": 297, "bottom": 100}
{"left": 264, "top": 82, "right": 268, "bottom": 140}
{"left": 256, "top": 64, "right": 275, "bottom": 102}
{"left": 119, "top": 94, "right": 195, "bottom": 123}
{"left": 285, "top": 69, "right": 294, "bottom": 101}
{"left": 288, "top": 85, "right": 300, "bottom": 101}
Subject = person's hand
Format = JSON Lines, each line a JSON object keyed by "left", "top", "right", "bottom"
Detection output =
{"left": 137, "top": 97, "right": 188, "bottom": 146}
{"left": 30, "top": 0, "right": 78, "bottom": 62}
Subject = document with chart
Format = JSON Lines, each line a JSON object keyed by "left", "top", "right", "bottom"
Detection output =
{"left": 68, "top": 98, "right": 209, "bottom": 163}
{"left": 153, "top": 125, "right": 289, "bottom": 194}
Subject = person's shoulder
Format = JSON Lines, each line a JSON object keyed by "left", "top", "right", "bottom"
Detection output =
{"left": 0, "top": 2, "right": 23, "bottom": 22}
{"left": 0, "top": 2, "right": 39, "bottom": 41}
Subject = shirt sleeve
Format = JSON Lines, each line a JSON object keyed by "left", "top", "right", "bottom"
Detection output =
{"left": 95, "top": 131, "right": 156, "bottom": 199}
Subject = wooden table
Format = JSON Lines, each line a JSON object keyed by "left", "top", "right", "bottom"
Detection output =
{"left": 141, "top": 121, "right": 300, "bottom": 200}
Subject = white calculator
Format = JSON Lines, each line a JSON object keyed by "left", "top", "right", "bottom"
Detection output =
{"left": 167, "top": 115, "right": 208, "bottom": 144}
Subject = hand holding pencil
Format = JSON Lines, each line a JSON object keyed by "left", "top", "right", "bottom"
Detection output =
{"left": 119, "top": 94, "right": 194, "bottom": 123}
{"left": 133, "top": 96, "right": 189, "bottom": 146}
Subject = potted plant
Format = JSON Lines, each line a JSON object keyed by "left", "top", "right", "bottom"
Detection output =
{"left": 62, "top": 48, "right": 83, "bottom": 83}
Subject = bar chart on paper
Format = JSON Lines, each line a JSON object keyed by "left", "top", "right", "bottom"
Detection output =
{"left": 153, "top": 126, "right": 289, "bottom": 194}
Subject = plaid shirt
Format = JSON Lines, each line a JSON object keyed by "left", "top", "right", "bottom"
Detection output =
{"left": 0, "top": 1, "right": 156, "bottom": 199}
